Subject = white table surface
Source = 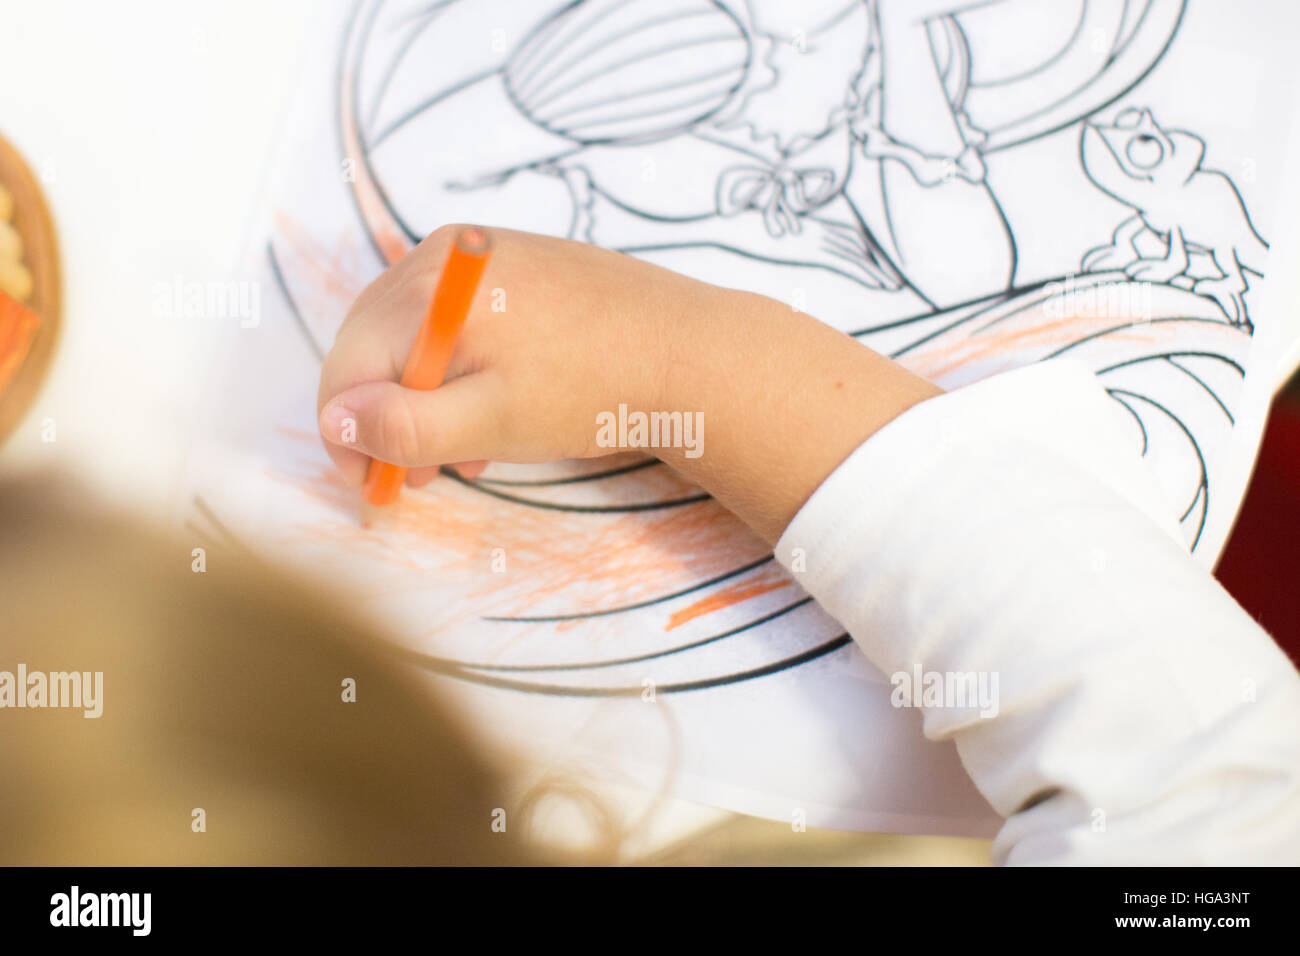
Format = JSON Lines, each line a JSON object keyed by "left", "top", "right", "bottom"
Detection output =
{"left": 0, "top": 0, "right": 316, "bottom": 508}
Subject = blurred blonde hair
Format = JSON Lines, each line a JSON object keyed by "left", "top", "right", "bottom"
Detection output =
{"left": 0, "top": 474, "right": 545, "bottom": 865}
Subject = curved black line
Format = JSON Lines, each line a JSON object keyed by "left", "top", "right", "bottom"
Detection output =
{"left": 1182, "top": 479, "right": 1206, "bottom": 526}
{"left": 1214, "top": 173, "right": 1270, "bottom": 271}
{"left": 1040, "top": 315, "right": 1234, "bottom": 363}
{"left": 443, "top": 144, "right": 587, "bottom": 195}
{"left": 394, "top": 633, "right": 854, "bottom": 696}
{"left": 967, "top": 276, "right": 1104, "bottom": 336}
{"left": 585, "top": 178, "right": 730, "bottom": 224}
{"left": 364, "top": 0, "right": 451, "bottom": 129}
{"left": 867, "top": 157, "right": 938, "bottom": 310}
{"left": 819, "top": 243, "right": 880, "bottom": 282}
{"left": 824, "top": 195, "right": 910, "bottom": 295}
{"left": 522, "top": 8, "right": 726, "bottom": 110}
{"left": 1107, "top": 390, "right": 1149, "bottom": 456}
{"left": 348, "top": 1, "right": 443, "bottom": 249}
{"left": 887, "top": 307, "right": 989, "bottom": 359}
{"left": 500, "top": 0, "right": 751, "bottom": 149}
{"left": 1165, "top": 357, "right": 1235, "bottom": 425}
{"left": 517, "top": 33, "right": 743, "bottom": 119}
{"left": 1095, "top": 349, "right": 1243, "bottom": 428}
{"left": 849, "top": 275, "right": 1066, "bottom": 340}
{"left": 550, "top": 81, "right": 749, "bottom": 141}
{"left": 372, "top": 180, "right": 424, "bottom": 247}
{"left": 509, "top": 0, "right": 636, "bottom": 96}
{"left": 614, "top": 240, "right": 893, "bottom": 292}
{"left": 967, "top": 4, "right": 1089, "bottom": 89}
{"left": 460, "top": 597, "right": 813, "bottom": 673}
{"left": 689, "top": 129, "right": 783, "bottom": 167}
{"left": 267, "top": 241, "right": 326, "bottom": 362}
{"left": 537, "top": 61, "right": 747, "bottom": 125}
{"left": 369, "top": 66, "right": 502, "bottom": 150}
{"left": 1107, "top": 386, "right": 1208, "bottom": 549}
{"left": 876, "top": 156, "right": 903, "bottom": 289}
{"left": 507, "top": 0, "right": 580, "bottom": 83}
{"left": 443, "top": 467, "right": 710, "bottom": 513}
{"left": 820, "top": 230, "right": 870, "bottom": 261}
{"left": 1110, "top": 0, "right": 1146, "bottom": 60}
{"left": 981, "top": 0, "right": 1186, "bottom": 153}
{"left": 1095, "top": 349, "right": 1245, "bottom": 378}
{"left": 338, "top": 0, "right": 396, "bottom": 264}
{"left": 986, "top": 178, "right": 1019, "bottom": 285}
{"left": 483, "top": 554, "right": 776, "bottom": 623}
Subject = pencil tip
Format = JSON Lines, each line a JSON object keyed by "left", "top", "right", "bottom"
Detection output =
{"left": 360, "top": 501, "right": 381, "bottom": 529}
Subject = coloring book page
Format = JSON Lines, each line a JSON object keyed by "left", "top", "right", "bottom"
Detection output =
{"left": 189, "top": 0, "right": 1300, "bottom": 835}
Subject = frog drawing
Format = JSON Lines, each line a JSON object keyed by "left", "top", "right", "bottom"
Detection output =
{"left": 1080, "top": 108, "right": 1267, "bottom": 328}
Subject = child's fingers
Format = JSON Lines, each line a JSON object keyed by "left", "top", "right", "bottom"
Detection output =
{"left": 405, "top": 466, "right": 440, "bottom": 488}
{"left": 405, "top": 460, "right": 487, "bottom": 489}
{"left": 321, "top": 447, "right": 482, "bottom": 493}
{"left": 317, "top": 327, "right": 403, "bottom": 488}
{"left": 452, "top": 460, "right": 489, "bottom": 479}
{"left": 318, "top": 374, "right": 502, "bottom": 468}
{"left": 326, "top": 443, "right": 371, "bottom": 489}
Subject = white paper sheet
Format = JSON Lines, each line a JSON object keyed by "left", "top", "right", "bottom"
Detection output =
{"left": 188, "top": 0, "right": 1300, "bottom": 835}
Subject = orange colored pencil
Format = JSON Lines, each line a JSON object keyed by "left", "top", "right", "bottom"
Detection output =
{"left": 362, "top": 227, "right": 491, "bottom": 516}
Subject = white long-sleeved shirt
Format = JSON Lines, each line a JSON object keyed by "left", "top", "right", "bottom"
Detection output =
{"left": 774, "top": 358, "right": 1300, "bottom": 864}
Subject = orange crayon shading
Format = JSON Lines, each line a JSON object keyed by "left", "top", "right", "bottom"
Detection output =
{"left": 666, "top": 570, "right": 793, "bottom": 631}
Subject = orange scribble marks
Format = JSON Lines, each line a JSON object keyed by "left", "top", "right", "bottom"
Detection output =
{"left": 273, "top": 211, "right": 370, "bottom": 309}
{"left": 919, "top": 315, "right": 1101, "bottom": 380}
{"left": 270, "top": 450, "right": 772, "bottom": 623}
{"left": 665, "top": 568, "right": 794, "bottom": 631}
{"left": 897, "top": 277, "right": 1235, "bottom": 387}
{"left": 268, "top": 423, "right": 775, "bottom": 622}
{"left": 276, "top": 425, "right": 322, "bottom": 444}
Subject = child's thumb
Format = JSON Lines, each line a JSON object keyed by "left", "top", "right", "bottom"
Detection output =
{"left": 318, "top": 376, "right": 498, "bottom": 468}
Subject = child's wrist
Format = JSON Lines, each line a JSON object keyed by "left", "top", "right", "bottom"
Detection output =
{"left": 646, "top": 291, "right": 943, "bottom": 543}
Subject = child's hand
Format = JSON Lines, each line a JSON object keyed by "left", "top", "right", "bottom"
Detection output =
{"left": 318, "top": 224, "right": 942, "bottom": 543}
{"left": 317, "top": 225, "right": 716, "bottom": 489}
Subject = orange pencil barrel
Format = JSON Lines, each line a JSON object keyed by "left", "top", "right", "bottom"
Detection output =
{"left": 362, "top": 228, "right": 491, "bottom": 508}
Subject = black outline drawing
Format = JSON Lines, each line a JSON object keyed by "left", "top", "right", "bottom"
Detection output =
{"left": 1078, "top": 106, "right": 1268, "bottom": 327}
{"left": 247, "top": 0, "right": 1266, "bottom": 696}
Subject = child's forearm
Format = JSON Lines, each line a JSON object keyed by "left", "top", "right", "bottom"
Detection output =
{"left": 650, "top": 289, "right": 942, "bottom": 544}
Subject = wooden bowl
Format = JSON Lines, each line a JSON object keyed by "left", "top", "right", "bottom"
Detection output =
{"left": 0, "top": 133, "right": 61, "bottom": 445}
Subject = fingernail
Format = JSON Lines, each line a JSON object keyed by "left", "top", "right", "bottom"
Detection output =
{"left": 321, "top": 403, "right": 358, "bottom": 444}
